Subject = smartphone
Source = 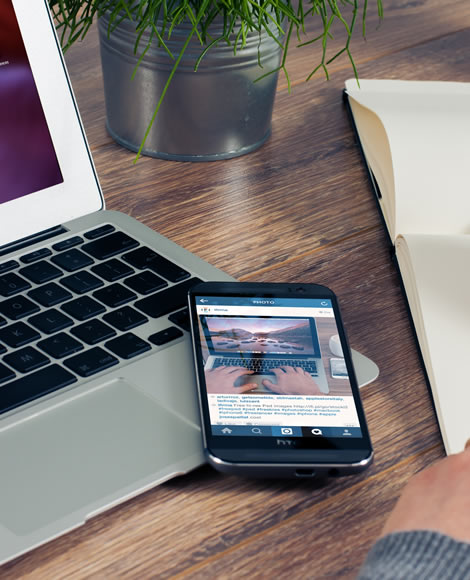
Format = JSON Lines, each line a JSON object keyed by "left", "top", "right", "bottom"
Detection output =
{"left": 188, "top": 281, "right": 373, "bottom": 479}
{"left": 330, "top": 357, "right": 349, "bottom": 379}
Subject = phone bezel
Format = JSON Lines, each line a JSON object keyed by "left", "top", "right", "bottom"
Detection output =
{"left": 188, "top": 281, "right": 373, "bottom": 476}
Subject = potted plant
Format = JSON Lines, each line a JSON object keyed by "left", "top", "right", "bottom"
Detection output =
{"left": 48, "top": 0, "right": 383, "bottom": 161}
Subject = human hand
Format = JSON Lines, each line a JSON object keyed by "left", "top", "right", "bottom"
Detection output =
{"left": 262, "top": 367, "right": 322, "bottom": 396}
{"left": 381, "top": 443, "right": 470, "bottom": 543}
{"left": 205, "top": 366, "right": 258, "bottom": 394}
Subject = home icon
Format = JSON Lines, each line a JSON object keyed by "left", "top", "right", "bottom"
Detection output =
{"left": 221, "top": 427, "right": 232, "bottom": 434}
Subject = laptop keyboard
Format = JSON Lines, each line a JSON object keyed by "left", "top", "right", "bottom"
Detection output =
{"left": 0, "top": 225, "right": 203, "bottom": 414}
{"left": 212, "top": 358, "right": 319, "bottom": 375}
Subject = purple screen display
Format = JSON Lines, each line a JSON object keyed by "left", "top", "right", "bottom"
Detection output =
{"left": 0, "top": 0, "right": 63, "bottom": 204}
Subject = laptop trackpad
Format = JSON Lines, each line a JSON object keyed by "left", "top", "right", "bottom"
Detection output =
{"left": 0, "top": 379, "right": 202, "bottom": 535}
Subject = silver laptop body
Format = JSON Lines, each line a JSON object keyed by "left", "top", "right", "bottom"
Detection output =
{"left": 0, "top": 0, "right": 231, "bottom": 564}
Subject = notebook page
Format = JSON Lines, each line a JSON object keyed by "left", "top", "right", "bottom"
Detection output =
{"left": 345, "top": 82, "right": 396, "bottom": 238}
{"left": 346, "top": 79, "right": 470, "bottom": 239}
{"left": 396, "top": 233, "right": 470, "bottom": 454}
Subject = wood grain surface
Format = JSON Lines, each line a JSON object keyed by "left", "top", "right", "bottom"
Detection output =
{"left": 3, "top": 0, "right": 470, "bottom": 577}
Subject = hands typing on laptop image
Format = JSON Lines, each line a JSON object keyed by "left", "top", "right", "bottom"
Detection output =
{"left": 205, "top": 365, "right": 323, "bottom": 396}
{"left": 200, "top": 314, "right": 331, "bottom": 394}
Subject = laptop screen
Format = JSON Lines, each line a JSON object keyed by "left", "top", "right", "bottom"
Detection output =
{"left": 1, "top": 0, "right": 63, "bottom": 205}
{"left": 0, "top": 0, "right": 103, "bottom": 249}
{"left": 201, "top": 315, "right": 321, "bottom": 357}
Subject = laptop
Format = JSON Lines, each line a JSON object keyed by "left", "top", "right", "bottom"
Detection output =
{"left": 0, "top": 0, "right": 233, "bottom": 565}
{"left": 201, "top": 314, "right": 330, "bottom": 393}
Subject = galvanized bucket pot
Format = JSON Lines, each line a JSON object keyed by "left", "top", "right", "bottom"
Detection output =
{"left": 98, "top": 13, "right": 282, "bottom": 161}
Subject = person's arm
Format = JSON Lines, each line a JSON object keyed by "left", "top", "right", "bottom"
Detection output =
{"left": 358, "top": 444, "right": 470, "bottom": 579}
{"left": 357, "top": 530, "right": 470, "bottom": 580}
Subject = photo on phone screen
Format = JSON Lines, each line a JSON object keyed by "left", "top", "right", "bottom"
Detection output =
{"left": 193, "top": 293, "right": 364, "bottom": 440}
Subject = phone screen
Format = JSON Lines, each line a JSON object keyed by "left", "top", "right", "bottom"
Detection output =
{"left": 193, "top": 293, "right": 364, "bottom": 444}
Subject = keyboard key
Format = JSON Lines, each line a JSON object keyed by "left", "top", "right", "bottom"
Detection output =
{"left": 28, "top": 282, "right": 73, "bottom": 307}
{"left": 20, "top": 248, "right": 52, "bottom": 264}
{"left": 124, "top": 271, "right": 167, "bottom": 295}
{"left": 0, "top": 322, "right": 40, "bottom": 348}
{"left": 122, "top": 247, "right": 190, "bottom": 283}
{"left": 105, "top": 333, "right": 151, "bottom": 360}
{"left": 0, "top": 296, "right": 40, "bottom": 320}
{"left": 71, "top": 319, "right": 116, "bottom": 345}
{"left": 0, "top": 260, "right": 19, "bottom": 274}
{"left": 37, "top": 333, "right": 84, "bottom": 359}
{"left": 51, "top": 248, "right": 94, "bottom": 272}
{"left": 0, "top": 273, "right": 31, "bottom": 297}
{"left": 103, "top": 306, "right": 148, "bottom": 331}
{"left": 168, "top": 308, "right": 190, "bottom": 332}
{"left": 61, "top": 296, "right": 106, "bottom": 321}
{"left": 19, "top": 260, "right": 62, "bottom": 284}
{"left": 0, "top": 363, "right": 15, "bottom": 384}
{"left": 134, "top": 277, "right": 202, "bottom": 319}
{"left": 82, "top": 231, "right": 139, "bottom": 260}
{"left": 64, "top": 347, "right": 119, "bottom": 377}
{"left": 91, "top": 258, "right": 134, "bottom": 282}
{"left": 92, "top": 283, "right": 137, "bottom": 308}
{"left": 52, "top": 236, "right": 83, "bottom": 252}
{"left": 28, "top": 309, "right": 74, "bottom": 334}
{"left": 84, "top": 224, "right": 115, "bottom": 240}
{"left": 0, "top": 365, "right": 77, "bottom": 414}
{"left": 3, "top": 346, "right": 50, "bottom": 373}
{"left": 60, "top": 271, "right": 104, "bottom": 294}
{"left": 148, "top": 326, "right": 183, "bottom": 346}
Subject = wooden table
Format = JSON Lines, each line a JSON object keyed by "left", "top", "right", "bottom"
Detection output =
{"left": 4, "top": 1, "right": 470, "bottom": 577}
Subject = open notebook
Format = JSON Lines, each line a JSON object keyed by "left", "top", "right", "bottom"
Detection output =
{"left": 344, "top": 78, "right": 470, "bottom": 455}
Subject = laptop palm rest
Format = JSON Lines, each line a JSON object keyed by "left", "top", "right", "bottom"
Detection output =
{"left": 0, "top": 379, "right": 201, "bottom": 543}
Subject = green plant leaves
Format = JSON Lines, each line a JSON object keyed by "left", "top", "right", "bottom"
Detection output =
{"left": 48, "top": 0, "right": 383, "bottom": 159}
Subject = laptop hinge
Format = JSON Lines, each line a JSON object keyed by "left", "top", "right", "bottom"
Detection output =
{"left": 0, "top": 225, "right": 68, "bottom": 258}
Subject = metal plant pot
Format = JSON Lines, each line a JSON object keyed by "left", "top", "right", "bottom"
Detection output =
{"left": 98, "top": 13, "right": 282, "bottom": 161}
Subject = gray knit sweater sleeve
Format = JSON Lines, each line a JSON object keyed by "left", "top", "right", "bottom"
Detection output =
{"left": 357, "top": 531, "right": 470, "bottom": 580}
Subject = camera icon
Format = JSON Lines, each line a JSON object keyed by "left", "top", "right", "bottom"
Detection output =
{"left": 281, "top": 428, "right": 293, "bottom": 435}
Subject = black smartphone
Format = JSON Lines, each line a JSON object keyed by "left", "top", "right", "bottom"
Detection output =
{"left": 187, "top": 281, "right": 373, "bottom": 479}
